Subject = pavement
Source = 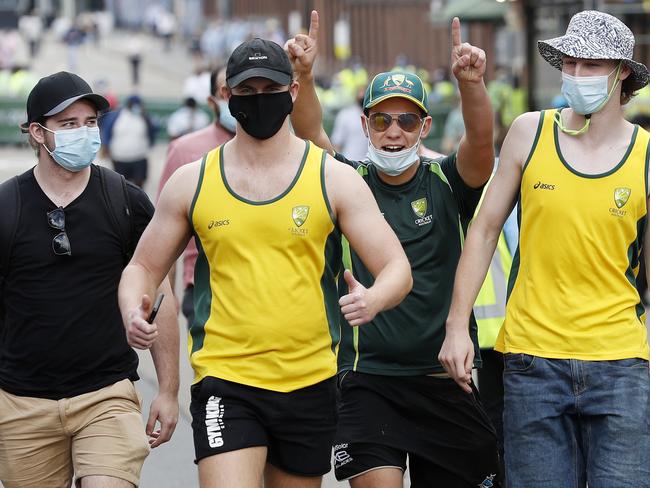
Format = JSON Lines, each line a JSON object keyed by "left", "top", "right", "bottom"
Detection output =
{"left": 25, "top": 27, "right": 195, "bottom": 99}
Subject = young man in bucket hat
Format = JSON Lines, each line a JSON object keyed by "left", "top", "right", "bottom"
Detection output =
{"left": 440, "top": 10, "right": 650, "bottom": 486}
{"left": 119, "top": 37, "right": 412, "bottom": 487}
{"left": 287, "top": 12, "right": 501, "bottom": 487}
{"left": 0, "top": 71, "right": 179, "bottom": 487}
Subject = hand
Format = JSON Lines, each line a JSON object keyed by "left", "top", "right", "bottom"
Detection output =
{"left": 126, "top": 294, "right": 158, "bottom": 349}
{"left": 146, "top": 391, "right": 179, "bottom": 448}
{"left": 284, "top": 10, "right": 319, "bottom": 77}
{"left": 338, "top": 270, "right": 378, "bottom": 326}
{"left": 450, "top": 17, "right": 486, "bottom": 84}
{"left": 438, "top": 323, "right": 474, "bottom": 393}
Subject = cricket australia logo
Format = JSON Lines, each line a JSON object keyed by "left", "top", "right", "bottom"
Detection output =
{"left": 411, "top": 197, "right": 432, "bottom": 226}
{"left": 381, "top": 74, "right": 415, "bottom": 93}
{"left": 614, "top": 187, "right": 631, "bottom": 208}
{"left": 205, "top": 395, "right": 225, "bottom": 448}
{"left": 292, "top": 205, "right": 310, "bottom": 227}
{"left": 411, "top": 198, "right": 427, "bottom": 218}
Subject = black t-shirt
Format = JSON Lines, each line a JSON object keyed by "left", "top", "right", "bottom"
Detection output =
{"left": 0, "top": 165, "right": 154, "bottom": 399}
{"left": 335, "top": 153, "right": 483, "bottom": 375}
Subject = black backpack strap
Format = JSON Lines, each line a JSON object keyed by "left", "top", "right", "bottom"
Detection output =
{"left": 0, "top": 176, "right": 20, "bottom": 279}
{"left": 0, "top": 176, "right": 20, "bottom": 326}
{"left": 97, "top": 165, "right": 134, "bottom": 263}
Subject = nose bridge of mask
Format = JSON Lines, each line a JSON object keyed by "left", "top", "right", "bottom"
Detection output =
{"left": 563, "top": 61, "right": 622, "bottom": 93}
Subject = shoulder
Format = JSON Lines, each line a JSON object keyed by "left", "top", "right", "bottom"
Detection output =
{"left": 125, "top": 179, "right": 152, "bottom": 205}
{"left": 323, "top": 152, "right": 369, "bottom": 198}
{"left": 509, "top": 111, "right": 544, "bottom": 140}
{"left": 422, "top": 153, "right": 454, "bottom": 174}
{"left": 162, "top": 158, "right": 203, "bottom": 198}
{"left": 501, "top": 111, "right": 545, "bottom": 164}
{"left": 330, "top": 151, "right": 367, "bottom": 171}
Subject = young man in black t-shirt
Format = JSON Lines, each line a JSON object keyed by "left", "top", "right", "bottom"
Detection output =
{"left": 287, "top": 12, "right": 502, "bottom": 488}
{"left": 0, "top": 72, "right": 179, "bottom": 488}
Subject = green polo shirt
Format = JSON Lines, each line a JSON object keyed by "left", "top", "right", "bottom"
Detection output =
{"left": 336, "top": 153, "right": 483, "bottom": 375}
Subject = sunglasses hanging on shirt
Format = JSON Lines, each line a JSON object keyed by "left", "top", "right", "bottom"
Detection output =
{"left": 47, "top": 207, "right": 71, "bottom": 256}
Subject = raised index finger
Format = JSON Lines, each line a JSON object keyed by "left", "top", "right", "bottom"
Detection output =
{"left": 451, "top": 16, "right": 461, "bottom": 47}
{"left": 308, "top": 10, "right": 319, "bottom": 40}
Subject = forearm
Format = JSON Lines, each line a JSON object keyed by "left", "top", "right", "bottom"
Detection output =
{"left": 149, "top": 278, "right": 179, "bottom": 396}
{"left": 118, "top": 263, "right": 159, "bottom": 326}
{"left": 292, "top": 72, "right": 325, "bottom": 141}
{"left": 446, "top": 222, "right": 499, "bottom": 329}
{"left": 368, "top": 257, "right": 413, "bottom": 311}
{"left": 458, "top": 79, "right": 493, "bottom": 149}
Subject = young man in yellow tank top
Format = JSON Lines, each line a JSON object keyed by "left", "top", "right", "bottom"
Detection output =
{"left": 440, "top": 10, "right": 650, "bottom": 487}
{"left": 118, "top": 38, "right": 412, "bottom": 488}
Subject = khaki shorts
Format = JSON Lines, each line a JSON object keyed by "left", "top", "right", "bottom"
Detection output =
{"left": 0, "top": 379, "right": 150, "bottom": 487}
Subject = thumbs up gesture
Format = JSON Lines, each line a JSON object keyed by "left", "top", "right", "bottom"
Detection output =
{"left": 450, "top": 17, "right": 486, "bottom": 84}
{"left": 284, "top": 9, "right": 319, "bottom": 77}
{"left": 126, "top": 294, "right": 159, "bottom": 349}
{"left": 338, "top": 269, "right": 379, "bottom": 327}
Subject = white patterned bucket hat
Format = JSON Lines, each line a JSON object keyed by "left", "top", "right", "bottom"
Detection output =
{"left": 538, "top": 10, "right": 649, "bottom": 91}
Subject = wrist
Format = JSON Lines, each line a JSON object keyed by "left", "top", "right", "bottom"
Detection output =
{"left": 445, "top": 313, "right": 470, "bottom": 332}
{"left": 457, "top": 78, "right": 485, "bottom": 91}
{"left": 157, "top": 385, "right": 179, "bottom": 397}
{"left": 296, "top": 71, "right": 314, "bottom": 83}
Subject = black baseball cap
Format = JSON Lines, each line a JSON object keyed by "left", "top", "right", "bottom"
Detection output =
{"left": 226, "top": 38, "right": 293, "bottom": 88}
{"left": 20, "top": 71, "right": 109, "bottom": 132}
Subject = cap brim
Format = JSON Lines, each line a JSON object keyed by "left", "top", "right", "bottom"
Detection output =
{"left": 43, "top": 93, "right": 110, "bottom": 117}
{"left": 21, "top": 93, "right": 110, "bottom": 132}
{"left": 365, "top": 93, "right": 428, "bottom": 115}
{"left": 227, "top": 67, "right": 291, "bottom": 88}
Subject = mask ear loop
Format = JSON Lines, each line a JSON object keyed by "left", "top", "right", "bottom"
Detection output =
{"left": 555, "top": 61, "right": 623, "bottom": 137}
{"left": 554, "top": 110, "right": 591, "bottom": 136}
{"left": 37, "top": 123, "right": 57, "bottom": 156}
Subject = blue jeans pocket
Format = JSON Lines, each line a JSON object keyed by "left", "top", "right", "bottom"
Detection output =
{"left": 503, "top": 353, "right": 536, "bottom": 373}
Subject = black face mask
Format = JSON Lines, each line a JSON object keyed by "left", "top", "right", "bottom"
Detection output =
{"left": 228, "top": 91, "right": 293, "bottom": 140}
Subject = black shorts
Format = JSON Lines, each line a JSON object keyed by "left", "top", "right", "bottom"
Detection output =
{"left": 190, "top": 376, "right": 337, "bottom": 476}
{"left": 334, "top": 371, "right": 501, "bottom": 488}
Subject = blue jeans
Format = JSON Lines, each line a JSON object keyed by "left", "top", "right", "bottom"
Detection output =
{"left": 503, "top": 354, "right": 650, "bottom": 488}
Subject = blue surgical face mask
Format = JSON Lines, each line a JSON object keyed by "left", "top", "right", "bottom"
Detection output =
{"left": 560, "top": 63, "right": 621, "bottom": 116}
{"left": 365, "top": 119, "right": 422, "bottom": 176}
{"left": 217, "top": 99, "right": 237, "bottom": 133}
{"left": 40, "top": 124, "right": 101, "bottom": 172}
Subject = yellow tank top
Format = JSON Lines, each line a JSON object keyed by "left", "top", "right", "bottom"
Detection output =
{"left": 189, "top": 141, "right": 341, "bottom": 392}
{"left": 496, "top": 109, "right": 650, "bottom": 360}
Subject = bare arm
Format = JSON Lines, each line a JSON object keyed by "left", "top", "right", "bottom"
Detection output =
{"left": 325, "top": 156, "right": 412, "bottom": 325}
{"left": 144, "top": 277, "right": 179, "bottom": 448}
{"left": 449, "top": 17, "right": 494, "bottom": 188}
{"left": 119, "top": 162, "right": 197, "bottom": 338}
{"left": 286, "top": 10, "right": 335, "bottom": 154}
{"left": 439, "top": 112, "right": 539, "bottom": 391}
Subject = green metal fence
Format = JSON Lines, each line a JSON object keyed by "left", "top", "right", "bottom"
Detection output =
{"left": 0, "top": 97, "right": 452, "bottom": 152}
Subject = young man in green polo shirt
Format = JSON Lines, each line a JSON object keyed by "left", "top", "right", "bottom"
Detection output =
{"left": 287, "top": 12, "right": 501, "bottom": 488}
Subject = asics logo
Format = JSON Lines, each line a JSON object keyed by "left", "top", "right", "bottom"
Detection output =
{"left": 533, "top": 181, "right": 555, "bottom": 190}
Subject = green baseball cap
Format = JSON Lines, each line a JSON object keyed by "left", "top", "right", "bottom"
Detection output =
{"left": 363, "top": 71, "right": 428, "bottom": 115}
